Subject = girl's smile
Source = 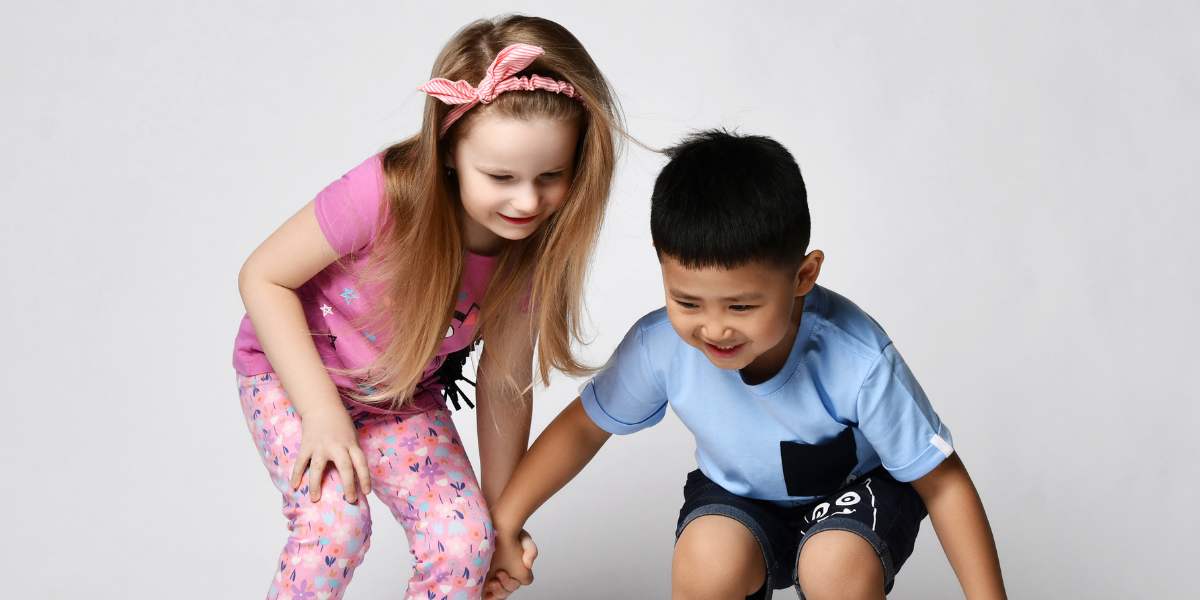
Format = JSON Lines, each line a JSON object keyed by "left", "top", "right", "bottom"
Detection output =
{"left": 498, "top": 214, "right": 538, "bottom": 225}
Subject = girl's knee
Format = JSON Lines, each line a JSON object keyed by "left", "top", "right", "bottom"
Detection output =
{"left": 284, "top": 487, "right": 374, "bottom": 554}
{"left": 407, "top": 509, "right": 494, "bottom": 594}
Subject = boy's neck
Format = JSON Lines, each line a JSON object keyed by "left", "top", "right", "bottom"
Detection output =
{"left": 738, "top": 297, "right": 805, "bottom": 386}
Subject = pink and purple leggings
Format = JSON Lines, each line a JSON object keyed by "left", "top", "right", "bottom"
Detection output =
{"left": 238, "top": 373, "right": 494, "bottom": 600}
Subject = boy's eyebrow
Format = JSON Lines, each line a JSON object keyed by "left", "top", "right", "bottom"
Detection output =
{"left": 668, "top": 289, "right": 764, "bottom": 302}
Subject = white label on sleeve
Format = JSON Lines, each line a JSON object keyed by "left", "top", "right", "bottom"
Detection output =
{"left": 931, "top": 434, "right": 954, "bottom": 457}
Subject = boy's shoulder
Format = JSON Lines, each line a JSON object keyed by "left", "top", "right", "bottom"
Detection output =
{"left": 629, "top": 306, "right": 675, "bottom": 342}
{"left": 805, "top": 285, "right": 896, "bottom": 363}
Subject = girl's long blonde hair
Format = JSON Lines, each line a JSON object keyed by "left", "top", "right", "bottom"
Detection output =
{"left": 356, "top": 15, "right": 622, "bottom": 409}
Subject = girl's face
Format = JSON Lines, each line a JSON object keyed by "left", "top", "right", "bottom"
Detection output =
{"left": 447, "top": 114, "right": 581, "bottom": 255}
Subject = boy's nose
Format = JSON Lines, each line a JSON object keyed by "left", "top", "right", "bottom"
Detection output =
{"left": 700, "top": 323, "right": 734, "bottom": 342}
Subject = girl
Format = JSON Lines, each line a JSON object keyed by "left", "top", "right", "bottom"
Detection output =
{"left": 234, "top": 16, "right": 621, "bottom": 600}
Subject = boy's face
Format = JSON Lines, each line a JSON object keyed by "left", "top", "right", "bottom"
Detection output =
{"left": 660, "top": 252, "right": 823, "bottom": 380}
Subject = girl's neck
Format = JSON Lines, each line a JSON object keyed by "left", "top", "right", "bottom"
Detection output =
{"left": 461, "top": 206, "right": 505, "bottom": 256}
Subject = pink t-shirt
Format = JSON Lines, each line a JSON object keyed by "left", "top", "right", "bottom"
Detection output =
{"left": 233, "top": 154, "right": 497, "bottom": 414}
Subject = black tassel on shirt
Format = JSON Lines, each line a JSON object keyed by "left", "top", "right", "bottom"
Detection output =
{"left": 430, "top": 340, "right": 479, "bottom": 411}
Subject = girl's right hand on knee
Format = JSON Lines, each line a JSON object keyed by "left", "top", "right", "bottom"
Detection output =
{"left": 289, "top": 405, "right": 372, "bottom": 503}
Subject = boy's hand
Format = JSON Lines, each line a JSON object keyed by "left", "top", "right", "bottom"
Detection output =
{"left": 290, "top": 404, "right": 371, "bottom": 503}
{"left": 483, "top": 529, "right": 538, "bottom": 600}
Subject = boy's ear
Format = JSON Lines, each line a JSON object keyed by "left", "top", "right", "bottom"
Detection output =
{"left": 794, "top": 250, "right": 825, "bottom": 297}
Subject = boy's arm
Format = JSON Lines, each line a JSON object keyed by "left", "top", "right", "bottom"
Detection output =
{"left": 909, "top": 452, "right": 1007, "bottom": 600}
{"left": 484, "top": 397, "right": 612, "bottom": 600}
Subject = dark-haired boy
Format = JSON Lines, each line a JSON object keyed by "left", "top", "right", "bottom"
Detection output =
{"left": 484, "top": 131, "right": 1006, "bottom": 600}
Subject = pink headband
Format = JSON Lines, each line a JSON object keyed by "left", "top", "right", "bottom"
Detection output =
{"left": 417, "top": 43, "right": 583, "bottom": 138}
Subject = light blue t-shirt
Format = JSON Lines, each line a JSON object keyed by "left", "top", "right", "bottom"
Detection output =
{"left": 580, "top": 285, "right": 953, "bottom": 506}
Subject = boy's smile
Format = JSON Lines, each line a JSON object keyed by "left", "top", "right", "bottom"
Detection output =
{"left": 660, "top": 252, "right": 824, "bottom": 384}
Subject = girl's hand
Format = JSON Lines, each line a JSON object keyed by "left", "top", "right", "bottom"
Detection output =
{"left": 289, "top": 404, "right": 372, "bottom": 503}
{"left": 483, "top": 529, "right": 538, "bottom": 600}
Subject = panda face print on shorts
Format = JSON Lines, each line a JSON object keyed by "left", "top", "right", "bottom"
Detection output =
{"left": 803, "top": 481, "right": 875, "bottom": 529}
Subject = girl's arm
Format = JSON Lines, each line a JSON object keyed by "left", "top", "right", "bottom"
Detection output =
{"left": 483, "top": 398, "right": 612, "bottom": 600}
{"left": 474, "top": 312, "right": 535, "bottom": 507}
{"left": 474, "top": 314, "right": 540, "bottom": 597}
{"left": 909, "top": 452, "right": 1007, "bottom": 600}
{"left": 238, "top": 199, "right": 371, "bottom": 502}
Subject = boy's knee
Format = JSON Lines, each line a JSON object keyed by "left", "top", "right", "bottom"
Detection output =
{"left": 796, "top": 530, "right": 883, "bottom": 600}
{"left": 672, "top": 515, "right": 765, "bottom": 599}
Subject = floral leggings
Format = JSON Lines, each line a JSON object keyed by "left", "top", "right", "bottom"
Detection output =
{"left": 238, "top": 373, "right": 494, "bottom": 600}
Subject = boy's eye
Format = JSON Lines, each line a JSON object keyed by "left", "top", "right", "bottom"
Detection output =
{"left": 730, "top": 305, "right": 754, "bottom": 312}
{"left": 674, "top": 300, "right": 699, "bottom": 310}
{"left": 488, "top": 174, "right": 512, "bottom": 182}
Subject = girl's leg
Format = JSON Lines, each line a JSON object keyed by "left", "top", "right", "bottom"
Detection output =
{"left": 356, "top": 408, "right": 494, "bottom": 600}
{"left": 239, "top": 373, "right": 372, "bottom": 600}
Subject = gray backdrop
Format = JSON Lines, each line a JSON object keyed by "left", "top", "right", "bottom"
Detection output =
{"left": 3, "top": 1, "right": 1197, "bottom": 598}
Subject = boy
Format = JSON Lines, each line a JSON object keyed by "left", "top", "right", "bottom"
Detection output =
{"left": 484, "top": 131, "right": 1006, "bottom": 600}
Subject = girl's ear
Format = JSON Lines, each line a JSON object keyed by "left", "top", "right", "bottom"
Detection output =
{"left": 794, "top": 250, "right": 825, "bottom": 297}
{"left": 444, "top": 152, "right": 456, "bottom": 169}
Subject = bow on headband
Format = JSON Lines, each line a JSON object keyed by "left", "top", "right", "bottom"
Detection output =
{"left": 417, "top": 43, "right": 583, "bottom": 138}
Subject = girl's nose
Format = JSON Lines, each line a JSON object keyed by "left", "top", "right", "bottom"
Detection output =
{"left": 511, "top": 184, "right": 539, "bottom": 214}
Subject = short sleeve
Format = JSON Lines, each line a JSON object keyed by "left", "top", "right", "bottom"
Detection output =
{"left": 856, "top": 344, "right": 954, "bottom": 482}
{"left": 313, "top": 154, "right": 387, "bottom": 256}
{"left": 579, "top": 321, "right": 669, "bottom": 435}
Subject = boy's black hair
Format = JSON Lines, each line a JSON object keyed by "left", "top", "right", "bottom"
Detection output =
{"left": 650, "top": 130, "right": 810, "bottom": 270}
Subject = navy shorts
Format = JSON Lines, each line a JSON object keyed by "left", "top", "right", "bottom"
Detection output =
{"left": 675, "top": 468, "right": 927, "bottom": 600}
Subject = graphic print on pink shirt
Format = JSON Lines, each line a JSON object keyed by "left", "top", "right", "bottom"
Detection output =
{"left": 232, "top": 154, "right": 499, "bottom": 414}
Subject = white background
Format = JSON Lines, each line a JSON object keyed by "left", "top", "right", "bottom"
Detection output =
{"left": 2, "top": 2, "right": 1198, "bottom": 598}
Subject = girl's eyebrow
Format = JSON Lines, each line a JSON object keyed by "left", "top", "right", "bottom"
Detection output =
{"left": 474, "top": 162, "right": 570, "bottom": 174}
{"left": 475, "top": 164, "right": 512, "bottom": 173}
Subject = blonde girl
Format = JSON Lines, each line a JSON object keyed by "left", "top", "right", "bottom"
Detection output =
{"left": 234, "top": 15, "right": 620, "bottom": 600}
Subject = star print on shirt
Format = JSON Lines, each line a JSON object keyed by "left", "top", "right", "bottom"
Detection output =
{"left": 320, "top": 304, "right": 333, "bottom": 317}
{"left": 340, "top": 288, "right": 358, "bottom": 305}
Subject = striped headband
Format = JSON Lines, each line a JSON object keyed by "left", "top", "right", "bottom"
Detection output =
{"left": 417, "top": 43, "right": 583, "bottom": 138}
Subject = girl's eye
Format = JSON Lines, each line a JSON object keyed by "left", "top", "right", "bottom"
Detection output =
{"left": 540, "top": 171, "right": 563, "bottom": 180}
{"left": 488, "top": 174, "right": 512, "bottom": 182}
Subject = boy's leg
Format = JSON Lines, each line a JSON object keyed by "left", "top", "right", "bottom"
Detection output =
{"left": 356, "top": 408, "right": 493, "bottom": 600}
{"left": 673, "top": 515, "right": 765, "bottom": 600}
{"left": 795, "top": 531, "right": 884, "bottom": 600}
{"left": 791, "top": 468, "right": 927, "bottom": 600}
{"left": 674, "top": 470, "right": 797, "bottom": 600}
{"left": 238, "top": 373, "right": 372, "bottom": 600}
